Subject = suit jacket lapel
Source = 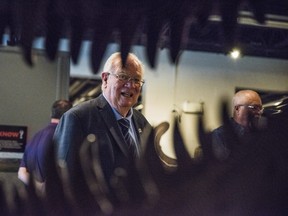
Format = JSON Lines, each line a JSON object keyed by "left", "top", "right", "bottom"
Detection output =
{"left": 132, "top": 115, "right": 152, "bottom": 154}
{"left": 132, "top": 117, "right": 142, "bottom": 144}
{"left": 95, "top": 95, "right": 130, "bottom": 158}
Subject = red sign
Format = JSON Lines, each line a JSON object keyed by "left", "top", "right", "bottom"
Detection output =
{"left": 0, "top": 125, "right": 27, "bottom": 152}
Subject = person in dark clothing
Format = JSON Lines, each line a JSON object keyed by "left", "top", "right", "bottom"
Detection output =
{"left": 53, "top": 53, "right": 152, "bottom": 210}
{"left": 211, "top": 90, "right": 264, "bottom": 161}
{"left": 18, "top": 99, "right": 72, "bottom": 192}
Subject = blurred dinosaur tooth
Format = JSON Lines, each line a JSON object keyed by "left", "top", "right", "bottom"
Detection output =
{"left": 168, "top": 1, "right": 192, "bottom": 64}
{"left": 119, "top": 13, "right": 142, "bottom": 67}
{"left": 119, "top": 1, "right": 146, "bottom": 66}
{"left": 24, "top": 173, "right": 46, "bottom": 215}
{"left": 173, "top": 114, "right": 192, "bottom": 170}
{"left": 45, "top": 17, "right": 63, "bottom": 61}
{"left": 21, "top": 44, "right": 34, "bottom": 66}
{"left": 79, "top": 134, "right": 111, "bottom": 214}
{"left": 20, "top": 0, "right": 45, "bottom": 66}
{"left": 144, "top": 122, "right": 175, "bottom": 192}
{"left": 248, "top": 0, "right": 266, "bottom": 24}
{"left": 145, "top": 1, "right": 165, "bottom": 69}
{"left": 10, "top": 186, "right": 27, "bottom": 216}
{"left": 169, "top": 22, "right": 182, "bottom": 64}
{"left": 196, "top": 113, "right": 210, "bottom": 161}
{"left": 91, "top": 31, "right": 110, "bottom": 74}
{"left": 45, "top": 0, "right": 68, "bottom": 61}
{"left": 0, "top": 1, "right": 21, "bottom": 47}
{"left": 219, "top": 0, "right": 241, "bottom": 53}
{"left": 45, "top": 141, "right": 72, "bottom": 215}
{"left": 5, "top": 1, "right": 21, "bottom": 46}
{"left": 146, "top": 19, "right": 162, "bottom": 69}
{"left": 70, "top": 16, "right": 84, "bottom": 64}
{"left": 91, "top": 8, "right": 118, "bottom": 74}
{"left": 220, "top": 99, "right": 231, "bottom": 125}
{"left": 0, "top": 181, "right": 9, "bottom": 216}
{"left": 169, "top": 11, "right": 185, "bottom": 64}
{"left": 69, "top": 0, "right": 85, "bottom": 64}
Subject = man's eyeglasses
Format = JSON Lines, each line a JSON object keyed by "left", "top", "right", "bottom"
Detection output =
{"left": 108, "top": 73, "right": 145, "bottom": 87}
{"left": 238, "top": 104, "right": 263, "bottom": 112}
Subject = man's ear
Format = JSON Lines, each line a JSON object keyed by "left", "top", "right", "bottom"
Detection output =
{"left": 102, "top": 72, "right": 108, "bottom": 81}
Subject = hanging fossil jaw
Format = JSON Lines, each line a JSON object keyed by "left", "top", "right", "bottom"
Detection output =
{"left": 0, "top": 0, "right": 268, "bottom": 73}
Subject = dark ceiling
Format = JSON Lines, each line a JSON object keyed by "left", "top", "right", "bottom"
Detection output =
{"left": 90, "top": 0, "right": 288, "bottom": 60}
{"left": 135, "top": 1, "right": 288, "bottom": 60}
{"left": 182, "top": 18, "right": 288, "bottom": 59}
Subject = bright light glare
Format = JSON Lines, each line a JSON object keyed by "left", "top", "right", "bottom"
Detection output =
{"left": 229, "top": 49, "right": 241, "bottom": 59}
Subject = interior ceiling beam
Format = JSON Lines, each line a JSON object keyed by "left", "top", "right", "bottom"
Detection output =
{"left": 209, "top": 11, "right": 288, "bottom": 30}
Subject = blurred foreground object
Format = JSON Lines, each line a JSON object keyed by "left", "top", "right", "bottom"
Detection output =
{"left": 1, "top": 101, "right": 288, "bottom": 215}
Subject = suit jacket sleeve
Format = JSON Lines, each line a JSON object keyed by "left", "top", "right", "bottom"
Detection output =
{"left": 54, "top": 110, "right": 85, "bottom": 163}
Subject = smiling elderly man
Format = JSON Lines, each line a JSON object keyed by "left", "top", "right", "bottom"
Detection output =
{"left": 53, "top": 53, "right": 152, "bottom": 200}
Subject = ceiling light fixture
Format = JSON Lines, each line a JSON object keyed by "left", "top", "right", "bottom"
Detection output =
{"left": 229, "top": 48, "right": 241, "bottom": 59}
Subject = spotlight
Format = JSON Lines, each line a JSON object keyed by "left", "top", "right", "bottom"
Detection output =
{"left": 229, "top": 48, "right": 241, "bottom": 59}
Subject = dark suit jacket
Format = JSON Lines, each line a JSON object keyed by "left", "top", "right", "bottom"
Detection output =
{"left": 53, "top": 94, "right": 152, "bottom": 184}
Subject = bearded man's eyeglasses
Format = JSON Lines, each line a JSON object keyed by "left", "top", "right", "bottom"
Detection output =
{"left": 238, "top": 104, "right": 263, "bottom": 112}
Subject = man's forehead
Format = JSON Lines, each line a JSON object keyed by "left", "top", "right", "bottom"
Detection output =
{"left": 121, "top": 66, "right": 142, "bottom": 75}
{"left": 237, "top": 93, "right": 261, "bottom": 104}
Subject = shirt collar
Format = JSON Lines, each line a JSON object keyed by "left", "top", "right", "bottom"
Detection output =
{"left": 113, "top": 108, "right": 133, "bottom": 121}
